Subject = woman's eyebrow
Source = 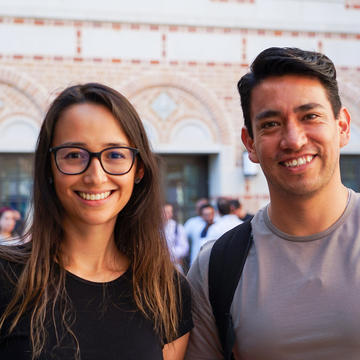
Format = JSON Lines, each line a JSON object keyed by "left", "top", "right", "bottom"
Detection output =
{"left": 59, "top": 141, "right": 87, "bottom": 146}
{"left": 102, "top": 142, "right": 130, "bottom": 147}
{"left": 56, "top": 142, "right": 130, "bottom": 147}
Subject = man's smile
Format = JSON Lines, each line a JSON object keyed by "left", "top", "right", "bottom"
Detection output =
{"left": 281, "top": 155, "right": 315, "bottom": 168}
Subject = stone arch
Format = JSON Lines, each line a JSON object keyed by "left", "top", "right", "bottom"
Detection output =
{"left": 121, "top": 74, "right": 233, "bottom": 146}
{"left": 0, "top": 115, "right": 40, "bottom": 152}
{"left": 0, "top": 66, "right": 49, "bottom": 121}
{"left": 170, "top": 117, "right": 215, "bottom": 145}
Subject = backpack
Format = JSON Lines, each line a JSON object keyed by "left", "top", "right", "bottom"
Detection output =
{"left": 208, "top": 220, "right": 253, "bottom": 360}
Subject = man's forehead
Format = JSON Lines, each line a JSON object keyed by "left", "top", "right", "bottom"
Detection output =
{"left": 250, "top": 75, "right": 330, "bottom": 114}
{"left": 202, "top": 207, "right": 213, "bottom": 214}
{"left": 252, "top": 74, "right": 325, "bottom": 92}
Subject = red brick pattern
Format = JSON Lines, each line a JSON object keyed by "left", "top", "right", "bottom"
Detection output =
{"left": 210, "top": 0, "right": 255, "bottom": 3}
{"left": 0, "top": 66, "right": 49, "bottom": 118}
{"left": 0, "top": 15, "right": 358, "bottom": 68}
{"left": 346, "top": 0, "right": 360, "bottom": 9}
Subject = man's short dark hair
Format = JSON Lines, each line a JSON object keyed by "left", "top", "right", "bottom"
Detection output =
{"left": 238, "top": 47, "right": 342, "bottom": 138}
{"left": 217, "top": 198, "right": 231, "bottom": 216}
{"left": 199, "top": 203, "right": 214, "bottom": 214}
{"left": 229, "top": 199, "right": 240, "bottom": 210}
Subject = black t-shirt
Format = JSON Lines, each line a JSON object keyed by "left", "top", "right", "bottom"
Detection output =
{"left": 0, "top": 259, "right": 193, "bottom": 360}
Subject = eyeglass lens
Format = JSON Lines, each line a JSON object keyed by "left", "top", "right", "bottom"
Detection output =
{"left": 55, "top": 147, "right": 135, "bottom": 174}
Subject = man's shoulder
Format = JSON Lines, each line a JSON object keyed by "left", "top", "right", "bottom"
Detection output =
{"left": 184, "top": 216, "right": 205, "bottom": 237}
{"left": 190, "top": 221, "right": 253, "bottom": 277}
{"left": 187, "top": 239, "right": 215, "bottom": 283}
{"left": 184, "top": 216, "right": 201, "bottom": 227}
{"left": 197, "top": 240, "right": 216, "bottom": 267}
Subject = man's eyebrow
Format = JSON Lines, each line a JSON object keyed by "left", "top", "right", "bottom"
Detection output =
{"left": 294, "top": 103, "right": 325, "bottom": 113}
{"left": 255, "top": 110, "right": 281, "bottom": 121}
{"left": 255, "top": 103, "right": 325, "bottom": 121}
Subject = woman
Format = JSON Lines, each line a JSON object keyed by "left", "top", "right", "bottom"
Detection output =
{"left": 0, "top": 83, "right": 193, "bottom": 359}
{"left": 0, "top": 207, "right": 21, "bottom": 245}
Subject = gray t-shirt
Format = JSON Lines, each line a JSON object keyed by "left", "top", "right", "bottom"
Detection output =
{"left": 185, "top": 189, "right": 360, "bottom": 360}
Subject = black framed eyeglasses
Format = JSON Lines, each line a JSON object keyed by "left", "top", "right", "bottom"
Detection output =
{"left": 49, "top": 145, "right": 139, "bottom": 175}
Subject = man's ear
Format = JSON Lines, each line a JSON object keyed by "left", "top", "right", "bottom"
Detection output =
{"left": 338, "top": 107, "right": 351, "bottom": 148}
{"left": 241, "top": 127, "right": 259, "bottom": 163}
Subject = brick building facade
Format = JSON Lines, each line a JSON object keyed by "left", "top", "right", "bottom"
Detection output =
{"left": 0, "top": 0, "right": 360, "bottom": 220}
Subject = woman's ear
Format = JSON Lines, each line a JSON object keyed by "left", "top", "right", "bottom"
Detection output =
{"left": 241, "top": 127, "right": 259, "bottom": 163}
{"left": 134, "top": 165, "right": 144, "bottom": 184}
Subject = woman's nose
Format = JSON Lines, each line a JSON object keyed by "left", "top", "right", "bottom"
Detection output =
{"left": 82, "top": 158, "right": 108, "bottom": 184}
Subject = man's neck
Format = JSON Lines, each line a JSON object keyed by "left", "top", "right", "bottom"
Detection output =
{"left": 268, "top": 185, "right": 349, "bottom": 237}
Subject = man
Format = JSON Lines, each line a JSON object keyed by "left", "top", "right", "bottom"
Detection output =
{"left": 184, "top": 198, "right": 209, "bottom": 265}
{"left": 203, "top": 198, "right": 242, "bottom": 243}
{"left": 163, "top": 203, "right": 189, "bottom": 272}
{"left": 229, "top": 199, "right": 253, "bottom": 222}
{"left": 185, "top": 47, "right": 358, "bottom": 360}
{"left": 198, "top": 203, "right": 216, "bottom": 240}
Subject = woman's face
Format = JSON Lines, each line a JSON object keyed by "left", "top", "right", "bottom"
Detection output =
{"left": 0, "top": 210, "right": 16, "bottom": 235}
{"left": 50, "top": 102, "right": 143, "bottom": 230}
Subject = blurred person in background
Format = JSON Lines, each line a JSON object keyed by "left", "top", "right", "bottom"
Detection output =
{"left": 0, "top": 207, "right": 22, "bottom": 245}
{"left": 184, "top": 198, "right": 209, "bottom": 265}
{"left": 199, "top": 203, "right": 215, "bottom": 240}
{"left": 229, "top": 199, "right": 254, "bottom": 222}
{"left": 203, "top": 197, "right": 242, "bottom": 243}
{"left": 189, "top": 203, "right": 216, "bottom": 265}
{"left": 163, "top": 203, "right": 189, "bottom": 273}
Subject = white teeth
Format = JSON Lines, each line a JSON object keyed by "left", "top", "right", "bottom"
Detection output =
{"left": 78, "top": 191, "right": 111, "bottom": 201}
{"left": 284, "top": 155, "right": 314, "bottom": 168}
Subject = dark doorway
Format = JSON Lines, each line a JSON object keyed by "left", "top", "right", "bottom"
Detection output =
{"left": 159, "top": 154, "right": 209, "bottom": 223}
{"left": 340, "top": 154, "right": 360, "bottom": 192}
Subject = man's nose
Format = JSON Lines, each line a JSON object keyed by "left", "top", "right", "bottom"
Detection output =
{"left": 280, "top": 119, "right": 307, "bottom": 151}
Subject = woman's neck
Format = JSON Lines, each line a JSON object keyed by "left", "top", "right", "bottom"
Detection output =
{"left": 60, "top": 221, "right": 129, "bottom": 282}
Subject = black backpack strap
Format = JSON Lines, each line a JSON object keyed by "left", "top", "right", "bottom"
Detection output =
{"left": 208, "top": 220, "right": 253, "bottom": 360}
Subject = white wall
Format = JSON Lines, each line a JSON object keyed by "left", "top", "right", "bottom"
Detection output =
{"left": 0, "top": 0, "right": 359, "bottom": 33}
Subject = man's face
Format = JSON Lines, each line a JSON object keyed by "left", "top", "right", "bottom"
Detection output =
{"left": 201, "top": 207, "right": 215, "bottom": 224}
{"left": 242, "top": 75, "right": 350, "bottom": 199}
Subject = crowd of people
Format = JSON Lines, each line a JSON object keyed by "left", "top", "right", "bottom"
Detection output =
{"left": 1, "top": 46, "right": 359, "bottom": 360}
{"left": 163, "top": 197, "right": 252, "bottom": 273}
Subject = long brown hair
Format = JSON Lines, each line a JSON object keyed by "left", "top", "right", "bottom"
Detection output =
{"left": 0, "top": 83, "right": 179, "bottom": 358}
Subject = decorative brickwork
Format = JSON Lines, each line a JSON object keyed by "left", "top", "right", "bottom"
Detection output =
{"left": 0, "top": 66, "right": 49, "bottom": 124}
{"left": 210, "top": 0, "right": 255, "bottom": 3}
{"left": 124, "top": 74, "right": 234, "bottom": 146}
{"left": 346, "top": 0, "right": 360, "bottom": 9}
